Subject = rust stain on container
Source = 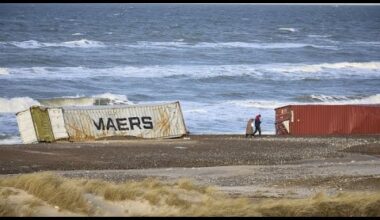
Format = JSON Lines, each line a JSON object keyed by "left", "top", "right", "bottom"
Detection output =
{"left": 65, "top": 112, "right": 96, "bottom": 141}
{"left": 156, "top": 108, "right": 171, "bottom": 137}
{"left": 275, "top": 104, "right": 380, "bottom": 135}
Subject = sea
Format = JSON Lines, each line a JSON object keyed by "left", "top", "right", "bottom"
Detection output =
{"left": 1, "top": 4, "right": 380, "bottom": 144}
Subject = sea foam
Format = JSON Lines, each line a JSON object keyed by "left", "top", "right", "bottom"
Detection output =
{"left": 2, "top": 62, "right": 380, "bottom": 80}
{"left": 0, "top": 97, "right": 40, "bottom": 113}
{"left": 0, "top": 93, "right": 132, "bottom": 113}
{"left": 0, "top": 68, "right": 9, "bottom": 75}
{"left": 130, "top": 41, "right": 333, "bottom": 50}
{"left": 278, "top": 27, "right": 297, "bottom": 32}
{"left": 7, "top": 39, "right": 105, "bottom": 49}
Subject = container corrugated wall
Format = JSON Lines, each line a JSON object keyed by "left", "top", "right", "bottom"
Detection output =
{"left": 275, "top": 104, "right": 380, "bottom": 135}
{"left": 62, "top": 101, "right": 187, "bottom": 141}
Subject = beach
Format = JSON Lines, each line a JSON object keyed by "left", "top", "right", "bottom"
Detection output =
{"left": 1, "top": 135, "right": 380, "bottom": 216}
{"left": 1, "top": 135, "right": 379, "bottom": 195}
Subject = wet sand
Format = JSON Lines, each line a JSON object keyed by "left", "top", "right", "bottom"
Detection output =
{"left": 0, "top": 135, "right": 379, "bottom": 199}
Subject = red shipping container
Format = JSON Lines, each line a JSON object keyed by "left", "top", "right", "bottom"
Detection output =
{"left": 275, "top": 104, "right": 380, "bottom": 135}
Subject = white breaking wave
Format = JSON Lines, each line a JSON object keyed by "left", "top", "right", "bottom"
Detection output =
{"left": 320, "top": 94, "right": 380, "bottom": 104}
{"left": 227, "top": 94, "right": 380, "bottom": 110}
{"left": 0, "top": 68, "right": 9, "bottom": 75}
{"left": 267, "top": 61, "right": 380, "bottom": 73}
{"left": 7, "top": 40, "right": 42, "bottom": 49}
{"left": 39, "top": 93, "right": 132, "bottom": 107}
{"left": 278, "top": 27, "right": 297, "bottom": 32}
{"left": 227, "top": 100, "right": 287, "bottom": 109}
{"left": 6, "top": 39, "right": 105, "bottom": 49}
{"left": 0, "top": 93, "right": 132, "bottom": 113}
{"left": 354, "top": 41, "right": 380, "bottom": 46}
{"left": 72, "top": 33, "right": 84, "bottom": 36}
{"left": 3, "top": 39, "right": 335, "bottom": 50}
{"left": 38, "top": 96, "right": 97, "bottom": 107}
{"left": 129, "top": 41, "right": 333, "bottom": 49}
{"left": 0, "top": 136, "right": 22, "bottom": 145}
{"left": 1, "top": 62, "right": 380, "bottom": 80}
{"left": 59, "top": 39, "right": 105, "bottom": 48}
{"left": 307, "top": 34, "right": 331, "bottom": 38}
{"left": 130, "top": 41, "right": 189, "bottom": 49}
{"left": 193, "top": 42, "right": 331, "bottom": 49}
{"left": 307, "top": 94, "right": 354, "bottom": 102}
{"left": 0, "top": 97, "right": 40, "bottom": 113}
{"left": 92, "top": 93, "right": 133, "bottom": 105}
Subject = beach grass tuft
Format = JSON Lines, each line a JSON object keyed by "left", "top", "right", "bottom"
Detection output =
{"left": 0, "top": 172, "right": 379, "bottom": 216}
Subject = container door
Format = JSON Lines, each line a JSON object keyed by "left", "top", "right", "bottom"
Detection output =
{"left": 275, "top": 107, "right": 292, "bottom": 135}
{"left": 16, "top": 109, "right": 38, "bottom": 144}
{"left": 48, "top": 108, "right": 69, "bottom": 140}
{"left": 30, "top": 106, "right": 55, "bottom": 142}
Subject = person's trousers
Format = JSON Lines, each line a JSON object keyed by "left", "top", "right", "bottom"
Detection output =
{"left": 253, "top": 126, "right": 261, "bottom": 136}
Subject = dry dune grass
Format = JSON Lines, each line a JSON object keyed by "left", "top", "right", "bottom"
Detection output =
{"left": 255, "top": 192, "right": 380, "bottom": 217}
{"left": 0, "top": 199, "right": 16, "bottom": 216}
{"left": 0, "top": 172, "right": 379, "bottom": 217}
{"left": 0, "top": 187, "right": 44, "bottom": 216}
{"left": 0, "top": 172, "right": 91, "bottom": 214}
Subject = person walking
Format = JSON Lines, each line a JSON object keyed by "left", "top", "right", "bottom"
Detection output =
{"left": 253, "top": 114, "right": 262, "bottom": 137}
{"left": 245, "top": 118, "right": 254, "bottom": 138}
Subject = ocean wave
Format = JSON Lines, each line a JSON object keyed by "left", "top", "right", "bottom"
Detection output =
{"left": 307, "top": 34, "right": 331, "bottom": 38}
{"left": 0, "top": 93, "right": 132, "bottom": 113}
{"left": 306, "top": 94, "right": 380, "bottom": 105}
{"left": 5, "top": 39, "right": 104, "bottom": 49}
{"left": 295, "top": 94, "right": 356, "bottom": 102}
{"left": 267, "top": 61, "right": 380, "bottom": 73}
{"left": 332, "top": 94, "right": 380, "bottom": 105}
{"left": 0, "top": 135, "right": 22, "bottom": 145}
{"left": 129, "top": 41, "right": 334, "bottom": 50}
{"left": 353, "top": 41, "right": 380, "bottom": 46}
{"left": 295, "top": 94, "right": 380, "bottom": 105}
{"left": 278, "top": 27, "right": 297, "bottom": 32}
{"left": 0, "top": 97, "right": 40, "bottom": 113}
{"left": 0, "top": 68, "right": 9, "bottom": 75}
{"left": 1, "top": 62, "right": 380, "bottom": 80}
{"left": 227, "top": 94, "right": 380, "bottom": 110}
{"left": 2, "top": 39, "right": 336, "bottom": 50}
{"left": 227, "top": 100, "right": 286, "bottom": 109}
{"left": 39, "top": 93, "right": 133, "bottom": 107}
{"left": 194, "top": 42, "right": 333, "bottom": 49}
{"left": 37, "top": 96, "right": 97, "bottom": 107}
{"left": 72, "top": 33, "right": 84, "bottom": 36}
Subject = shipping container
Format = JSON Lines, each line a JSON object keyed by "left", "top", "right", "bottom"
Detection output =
{"left": 16, "top": 101, "right": 188, "bottom": 144}
{"left": 275, "top": 104, "right": 380, "bottom": 135}
{"left": 62, "top": 101, "right": 187, "bottom": 141}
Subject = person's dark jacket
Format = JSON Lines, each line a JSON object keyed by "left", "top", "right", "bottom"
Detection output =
{"left": 255, "top": 115, "right": 261, "bottom": 128}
